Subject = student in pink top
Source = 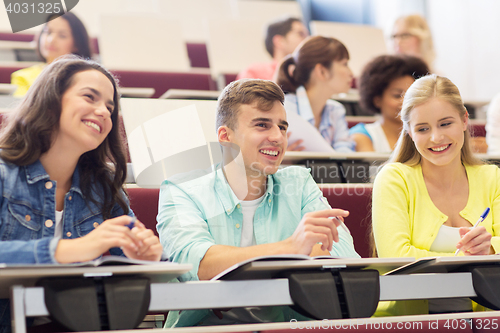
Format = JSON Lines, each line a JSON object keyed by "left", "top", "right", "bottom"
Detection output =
{"left": 236, "top": 17, "right": 308, "bottom": 81}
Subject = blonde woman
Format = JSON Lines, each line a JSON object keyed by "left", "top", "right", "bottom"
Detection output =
{"left": 372, "top": 74, "right": 499, "bottom": 315}
{"left": 391, "top": 14, "right": 436, "bottom": 72}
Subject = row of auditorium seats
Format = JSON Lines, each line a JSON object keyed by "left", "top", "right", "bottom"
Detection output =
{"left": 0, "top": 32, "right": 211, "bottom": 68}
{"left": 127, "top": 184, "right": 374, "bottom": 258}
{"left": 0, "top": 65, "right": 218, "bottom": 98}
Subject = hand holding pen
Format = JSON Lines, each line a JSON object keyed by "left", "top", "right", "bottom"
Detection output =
{"left": 288, "top": 200, "right": 349, "bottom": 255}
{"left": 454, "top": 207, "right": 492, "bottom": 256}
{"left": 318, "top": 196, "right": 351, "bottom": 235}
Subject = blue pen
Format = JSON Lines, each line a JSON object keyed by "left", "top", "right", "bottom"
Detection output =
{"left": 454, "top": 207, "right": 490, "bottom": 256}
{"left": 318, "top": 196, "right": 351, "bottom": 235}
{"left": 127, "top": 216, "right": 136, "bottom": 230}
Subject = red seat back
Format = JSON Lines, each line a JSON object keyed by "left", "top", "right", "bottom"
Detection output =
{"left": 321, "top": 185, "right": 373, "bottom": 258}
{"left": 127, "top": 187, "right": 160, "bottom": 236}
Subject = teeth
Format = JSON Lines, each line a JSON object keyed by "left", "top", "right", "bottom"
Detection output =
{"left": 83, "top": 121, "right": 101, "bottom": 133}
{"left": 430, "top": 145, "right": 449, "bottom": 152}
{"left": 260, "top": 149, "right": 278, "bottom": 156}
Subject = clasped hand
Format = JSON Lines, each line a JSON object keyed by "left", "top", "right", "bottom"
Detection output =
{"left": 456, "top": 226, "right": 493, "bottom": 255}
{"left": 55, "top": 215, "right": 163, "bottom": 263}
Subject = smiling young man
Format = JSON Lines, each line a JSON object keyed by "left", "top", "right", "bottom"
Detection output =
{"left": 157, "top": 79, "right": 359, "bottom": 327}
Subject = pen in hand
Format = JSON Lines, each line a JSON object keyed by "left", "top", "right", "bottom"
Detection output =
{"left": 318, "top": 196, "right": 351, "bottom": 235}
{"left": 127, "top": 216, "right": 136, "bottom": 230}
{"left": 454, "top": 207, "right": 490, "bottom": 256}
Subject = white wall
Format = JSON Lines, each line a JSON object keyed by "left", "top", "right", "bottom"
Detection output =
{"left": 370, "top": 0, "right": 500, "bottom": 102}
{"left": 428, "top": 0, "right": 500, "bottom": 102}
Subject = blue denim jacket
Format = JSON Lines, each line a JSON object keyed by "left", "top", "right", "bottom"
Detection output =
{"left": 0, "top": 158, "right": 132, "bottom": 332}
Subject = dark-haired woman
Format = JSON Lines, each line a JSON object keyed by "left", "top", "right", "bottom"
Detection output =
{"left": 349, "top": 55, "right": 429, "bottom": 152}
{"left": 0, "top": 57, "right": 162, "bottom": 331}
{"left": 11, "top": 12, "right": 92, "bottom": 97}
{"left": 276, "top": 35, "right": 355, "bottom": 152}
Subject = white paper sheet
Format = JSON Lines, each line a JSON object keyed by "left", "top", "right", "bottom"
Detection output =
{"left": 286, "top": 111, "right": 335, "bottom": 153}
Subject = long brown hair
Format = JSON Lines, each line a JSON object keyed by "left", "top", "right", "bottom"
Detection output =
{"left": 0, "top": 56, "right": 128, "bottom": 218}
{"left": 37, "top": 12, "right": 92, "bottom": 62}
{"left": 276, "top": 35, "right": 349, "bottom": 93}
{"left": 388, "top": 74, "right": 482, "bottom": 166}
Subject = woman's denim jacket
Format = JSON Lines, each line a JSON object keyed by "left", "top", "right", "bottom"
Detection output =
{"left": 0, "top": 159, "right": 132, "bottom": 264}
{"left": 0, "top": 158, "right": 133, "bottom": 331}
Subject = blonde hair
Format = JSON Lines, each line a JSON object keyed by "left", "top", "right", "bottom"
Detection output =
{"left": 394, "top": 14, "right": 436, "bottom": 69}
{"left": 389, "top": 74, "right": 482, "bottom": 166}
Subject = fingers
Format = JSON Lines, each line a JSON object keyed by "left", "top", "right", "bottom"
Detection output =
{"left": 301, "top": 210, "right": 350, "bottom": 250}
{"left": 97, "top": 217, "right": 147, "bottom": 251}
{"left": 302, "top": 223, "right": 335, "bottom": 251}
{"left": 129, "top": 226, "right": 163, "bottom": 261}
{"left": 287, "top": 139, "right": 304, "bottom": 151}
{"left": 456, "top": 226, "right": 492, "bottom": 255}
{"left": 306, "top": 209, "right": 349, "bottom": 219}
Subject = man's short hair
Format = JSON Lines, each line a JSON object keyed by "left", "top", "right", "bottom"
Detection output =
{"left": 265, "top": 17, "right": 302, "bottom": 57}
{"left": 216, "top": 79, "right": 285, "bottom": 130}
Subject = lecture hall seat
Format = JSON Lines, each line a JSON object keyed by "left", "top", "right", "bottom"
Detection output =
{"left": 321, "top": 185, "right": 373, "bottom": 258}
{"left": 0, "top": 65, "right": 25, "bottom": 84}
{"left": 186, "top": 42, "right": 210, "bottom": 68}
{"left": 111, "top": 70, "right": 217, "bottom": 98}
{"left": 127, "top": 187, "right": 160, "bottom": 237}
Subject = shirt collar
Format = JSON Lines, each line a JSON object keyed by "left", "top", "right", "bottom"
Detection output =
{"left": 296, "top": 86, "right": 315, "bottom": 122}
{"left": 214, "top": 164, "right": 276, "bottom": 214}
{"left": 295, "top": 86, "right": 333, "bottom": 133}
{"left": 214, "top": 165, "right": 240, "bottom": 215}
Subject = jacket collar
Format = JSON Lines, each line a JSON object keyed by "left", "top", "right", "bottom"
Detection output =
{"left": 25, "top": 160, "right": 83, "bottom": 196}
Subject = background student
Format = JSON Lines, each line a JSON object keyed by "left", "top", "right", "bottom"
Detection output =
{"left": 236, "top": 16, "right": 308, "bottom": 81}
{"left": 350, "top": 55, "right": 429, "bottom": 152}
{"left": 11, "top": 12, "right": 92, "bottom": 97}
{"left": 276, "top": 36, "right": 355, "bottom": 152}
{"left": 390, "top": 14, "right": 436, "bottom": 72}
{"left": 157, "top": 79, "right": 359, "bottom": 327}
{"left": 372, "top": 74, "right": 499, "bottom": 315}
{"left": 0, "top": 57, "right": 163, "bottom": 332}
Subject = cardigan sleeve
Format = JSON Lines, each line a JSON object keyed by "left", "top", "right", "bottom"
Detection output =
{"left": 372, "top": 163, "right": 457, "bottom": 258}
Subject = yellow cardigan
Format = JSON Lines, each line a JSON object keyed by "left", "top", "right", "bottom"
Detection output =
{"left": 11, "top": 64, "right": 45, "bottom": 97}
{"left": 372, "top": 162, "right": 500, "bottom": 316}
{"left": 373, "top": 162, "right": 500, "bottom": 258}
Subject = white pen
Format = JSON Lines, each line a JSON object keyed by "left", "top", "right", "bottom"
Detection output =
{"left": 454, "top": 207, "right": 491, "bottom": 256}
{"left": 318, "top": 196, "right": 351, "bottom": 235}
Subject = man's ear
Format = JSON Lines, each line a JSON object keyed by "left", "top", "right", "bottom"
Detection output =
{"left": 217, "top": 126, "right": 232, "bottom": 147}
